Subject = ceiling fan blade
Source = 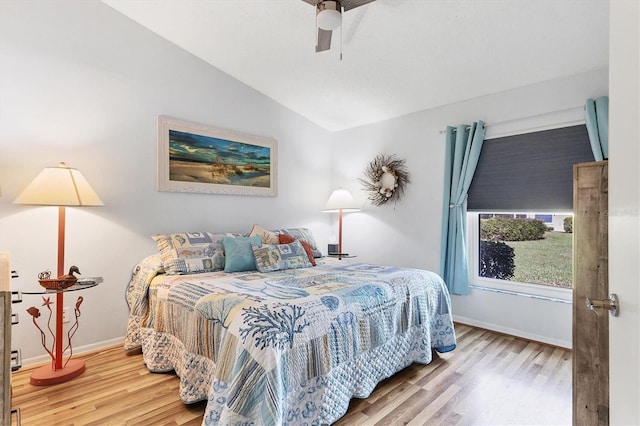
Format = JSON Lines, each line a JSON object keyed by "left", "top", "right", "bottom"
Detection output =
{"left": 342, "top": 0, "right": 375, "bottom": 12}
{"left": 316, "top": 28, "right": 332, "bottom": 52}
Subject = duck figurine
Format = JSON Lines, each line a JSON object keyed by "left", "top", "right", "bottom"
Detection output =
{"left": 38, "top": 265, "right": 81, "bottom": 290}
{"left": 59, "top": 265, "right": 81, "bottom": 284}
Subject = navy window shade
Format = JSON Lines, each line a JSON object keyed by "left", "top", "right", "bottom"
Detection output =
{"left": 467, "top": 125, "right": 595, "bottom": 212}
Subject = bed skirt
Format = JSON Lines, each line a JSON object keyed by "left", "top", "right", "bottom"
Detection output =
{"left": 140, "top": 323, "right": 443, "bottom": 425}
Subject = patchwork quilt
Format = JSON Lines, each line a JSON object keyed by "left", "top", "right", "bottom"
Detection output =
{"left": 125, "top": 255, "right": 456, "bottom": 425}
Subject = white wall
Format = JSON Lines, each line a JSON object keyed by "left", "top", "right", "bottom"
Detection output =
{"left": 331, "top": 69, "right": 608, "bottom": 348}
{"left": 0, "top": 0, "right": 335, "bottom": 362}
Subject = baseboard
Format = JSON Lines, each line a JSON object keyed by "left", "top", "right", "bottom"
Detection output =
{"left": 21, "top": 336, "right": 124, "bottom": 368}
{"left": 453, "top": 315, "right": 572, "bottom": 349}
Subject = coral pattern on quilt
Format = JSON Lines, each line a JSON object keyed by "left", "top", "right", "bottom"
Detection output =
{"left": 125, "top": 257, "right": 456, "bottom": 425}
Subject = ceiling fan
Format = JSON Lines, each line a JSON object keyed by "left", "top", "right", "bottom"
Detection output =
{"left": 302, "top": 0, "right": 376, "bottom": 52}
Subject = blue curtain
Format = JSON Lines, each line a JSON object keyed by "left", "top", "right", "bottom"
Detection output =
{"left": 440, "top": 121, "right": 486, "bottom": 295}
{"left": 585, "top": 96, "right": 609, "bottom": 161}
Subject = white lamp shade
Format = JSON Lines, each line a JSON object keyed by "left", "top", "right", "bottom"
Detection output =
{"left": 14, "top": 162, "right": 103, "bottom": 206}
{"left": 323, "top": 188, "right": 361, "bottom": 212}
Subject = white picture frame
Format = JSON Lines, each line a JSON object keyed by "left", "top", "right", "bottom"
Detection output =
{"left": 157, "top": 116, "right": 277, "bottom": 196}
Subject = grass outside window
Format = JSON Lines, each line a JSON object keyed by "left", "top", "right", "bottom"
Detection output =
{"left": 508, "top": 232, "right": 573, "bottom": 288}
{"left": 479, "top": 215, "right": 573, "bottom": 289}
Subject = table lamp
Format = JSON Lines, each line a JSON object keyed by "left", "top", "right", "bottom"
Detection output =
{"left": 14, "top": 162, "right": 102, "bottom": 384}
{"left": 322, "top": 187, "right": 360, "bottom": 259}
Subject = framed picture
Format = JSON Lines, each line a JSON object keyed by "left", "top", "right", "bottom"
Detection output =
{"left": 157, "top": 116, "right": 277, "bottom": 196}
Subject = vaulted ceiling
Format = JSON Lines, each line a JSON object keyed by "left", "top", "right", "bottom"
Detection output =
{"left": 102, "top": 0, "right": 609, "bottom": 131}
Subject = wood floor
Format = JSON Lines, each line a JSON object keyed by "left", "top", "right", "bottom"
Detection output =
{"left": 11, "top": 324, "right": 571, "bottom": 425}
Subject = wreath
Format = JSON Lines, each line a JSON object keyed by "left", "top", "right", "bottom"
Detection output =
{"left": 359, "top": 154, "right": 410, "bottom": 206}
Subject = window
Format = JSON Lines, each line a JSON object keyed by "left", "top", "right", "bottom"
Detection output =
{"left": 466, "top": 125, "right": 594, "bottom": 299}
{"left": 478, "top": 212, "right": 573, "bottom": 286}
{"left": 535, "top": 214, "right": 553, "bottom": 223}
{"left": 468, "top": 212, "right": 575, "bottom": 300}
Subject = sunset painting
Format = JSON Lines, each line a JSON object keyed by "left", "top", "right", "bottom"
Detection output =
{"left": 168, "top": 129, "right": 271, "bottom": 187}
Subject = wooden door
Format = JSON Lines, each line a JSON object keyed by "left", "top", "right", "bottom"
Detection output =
{"left": 573, "top": 161, "right": 609, "bottom": 425}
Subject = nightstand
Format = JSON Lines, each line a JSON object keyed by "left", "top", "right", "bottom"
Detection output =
{"left": 2, "top": 267, "right": 21, "bottom": 426}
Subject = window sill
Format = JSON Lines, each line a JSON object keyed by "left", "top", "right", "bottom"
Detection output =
{"left": 471, "top": 277, "right": 572, "bottom": 303}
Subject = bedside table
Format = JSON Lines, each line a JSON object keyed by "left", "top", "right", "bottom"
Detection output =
{"left": 22, "top": 277, "right": 102, "bottom": 385}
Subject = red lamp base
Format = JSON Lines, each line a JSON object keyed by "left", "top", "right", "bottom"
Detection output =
{"left": 30, "top": 359, "right": 85, "bottom": 386}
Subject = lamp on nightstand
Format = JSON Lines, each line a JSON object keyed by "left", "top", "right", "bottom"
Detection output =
{"left": 323, "top": 187, "right": 360, "bottom": 259}
{"left": 14, "top": 162, "right": 103, "bottom": 384}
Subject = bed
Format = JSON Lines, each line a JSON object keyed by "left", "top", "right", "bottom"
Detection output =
{"left": 124, "top": 228, "right": 456, "bottom": 425}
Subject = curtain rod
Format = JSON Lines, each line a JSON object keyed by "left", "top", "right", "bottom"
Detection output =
{"left": 438, "top": 105, "right": 584, "bottom": 135}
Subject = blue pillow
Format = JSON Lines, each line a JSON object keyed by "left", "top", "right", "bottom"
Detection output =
{"left": 222, "top": 235, "right": 262, "bottom": 273}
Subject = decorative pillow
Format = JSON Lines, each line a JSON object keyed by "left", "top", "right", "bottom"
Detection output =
{"left": 223, "top": 235, "right": 262, "bottom": 273}
{"left": 248, "top": 224, "right": 279, "bottom": 245}
{"left": 252, "top": 240, "right": 313, "bottom": 273}
{"left": 152, "top": 232, "right": 242, "bottom": 275}
{"left": 274, "top": 227, "right": 322, "bottom": 258}
{"left": 278, "top": 234, "right": 316, "bottom": 266}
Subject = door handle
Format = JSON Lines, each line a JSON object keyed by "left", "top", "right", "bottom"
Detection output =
{"left": 586, "top": 293, "right": 619, "bottom": 317}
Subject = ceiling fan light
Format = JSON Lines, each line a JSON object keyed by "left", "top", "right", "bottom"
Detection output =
{"left": 317, "top": 8, "right": 342, "bottom": 31}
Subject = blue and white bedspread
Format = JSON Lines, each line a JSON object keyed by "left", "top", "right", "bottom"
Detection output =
{"left": 125, "top": 255, "right": 456, "bottom": 425}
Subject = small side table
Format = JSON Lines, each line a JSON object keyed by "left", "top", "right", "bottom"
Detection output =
{"left": 22, "top": 277, "right": 101, "bottom": 385}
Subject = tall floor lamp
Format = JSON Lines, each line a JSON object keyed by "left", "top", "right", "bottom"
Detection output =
{"left": 14, "top": 162, "right": 103, "bottom": 384}
{"left": 323, "top": 188, "right": 360, "bottom": 259}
